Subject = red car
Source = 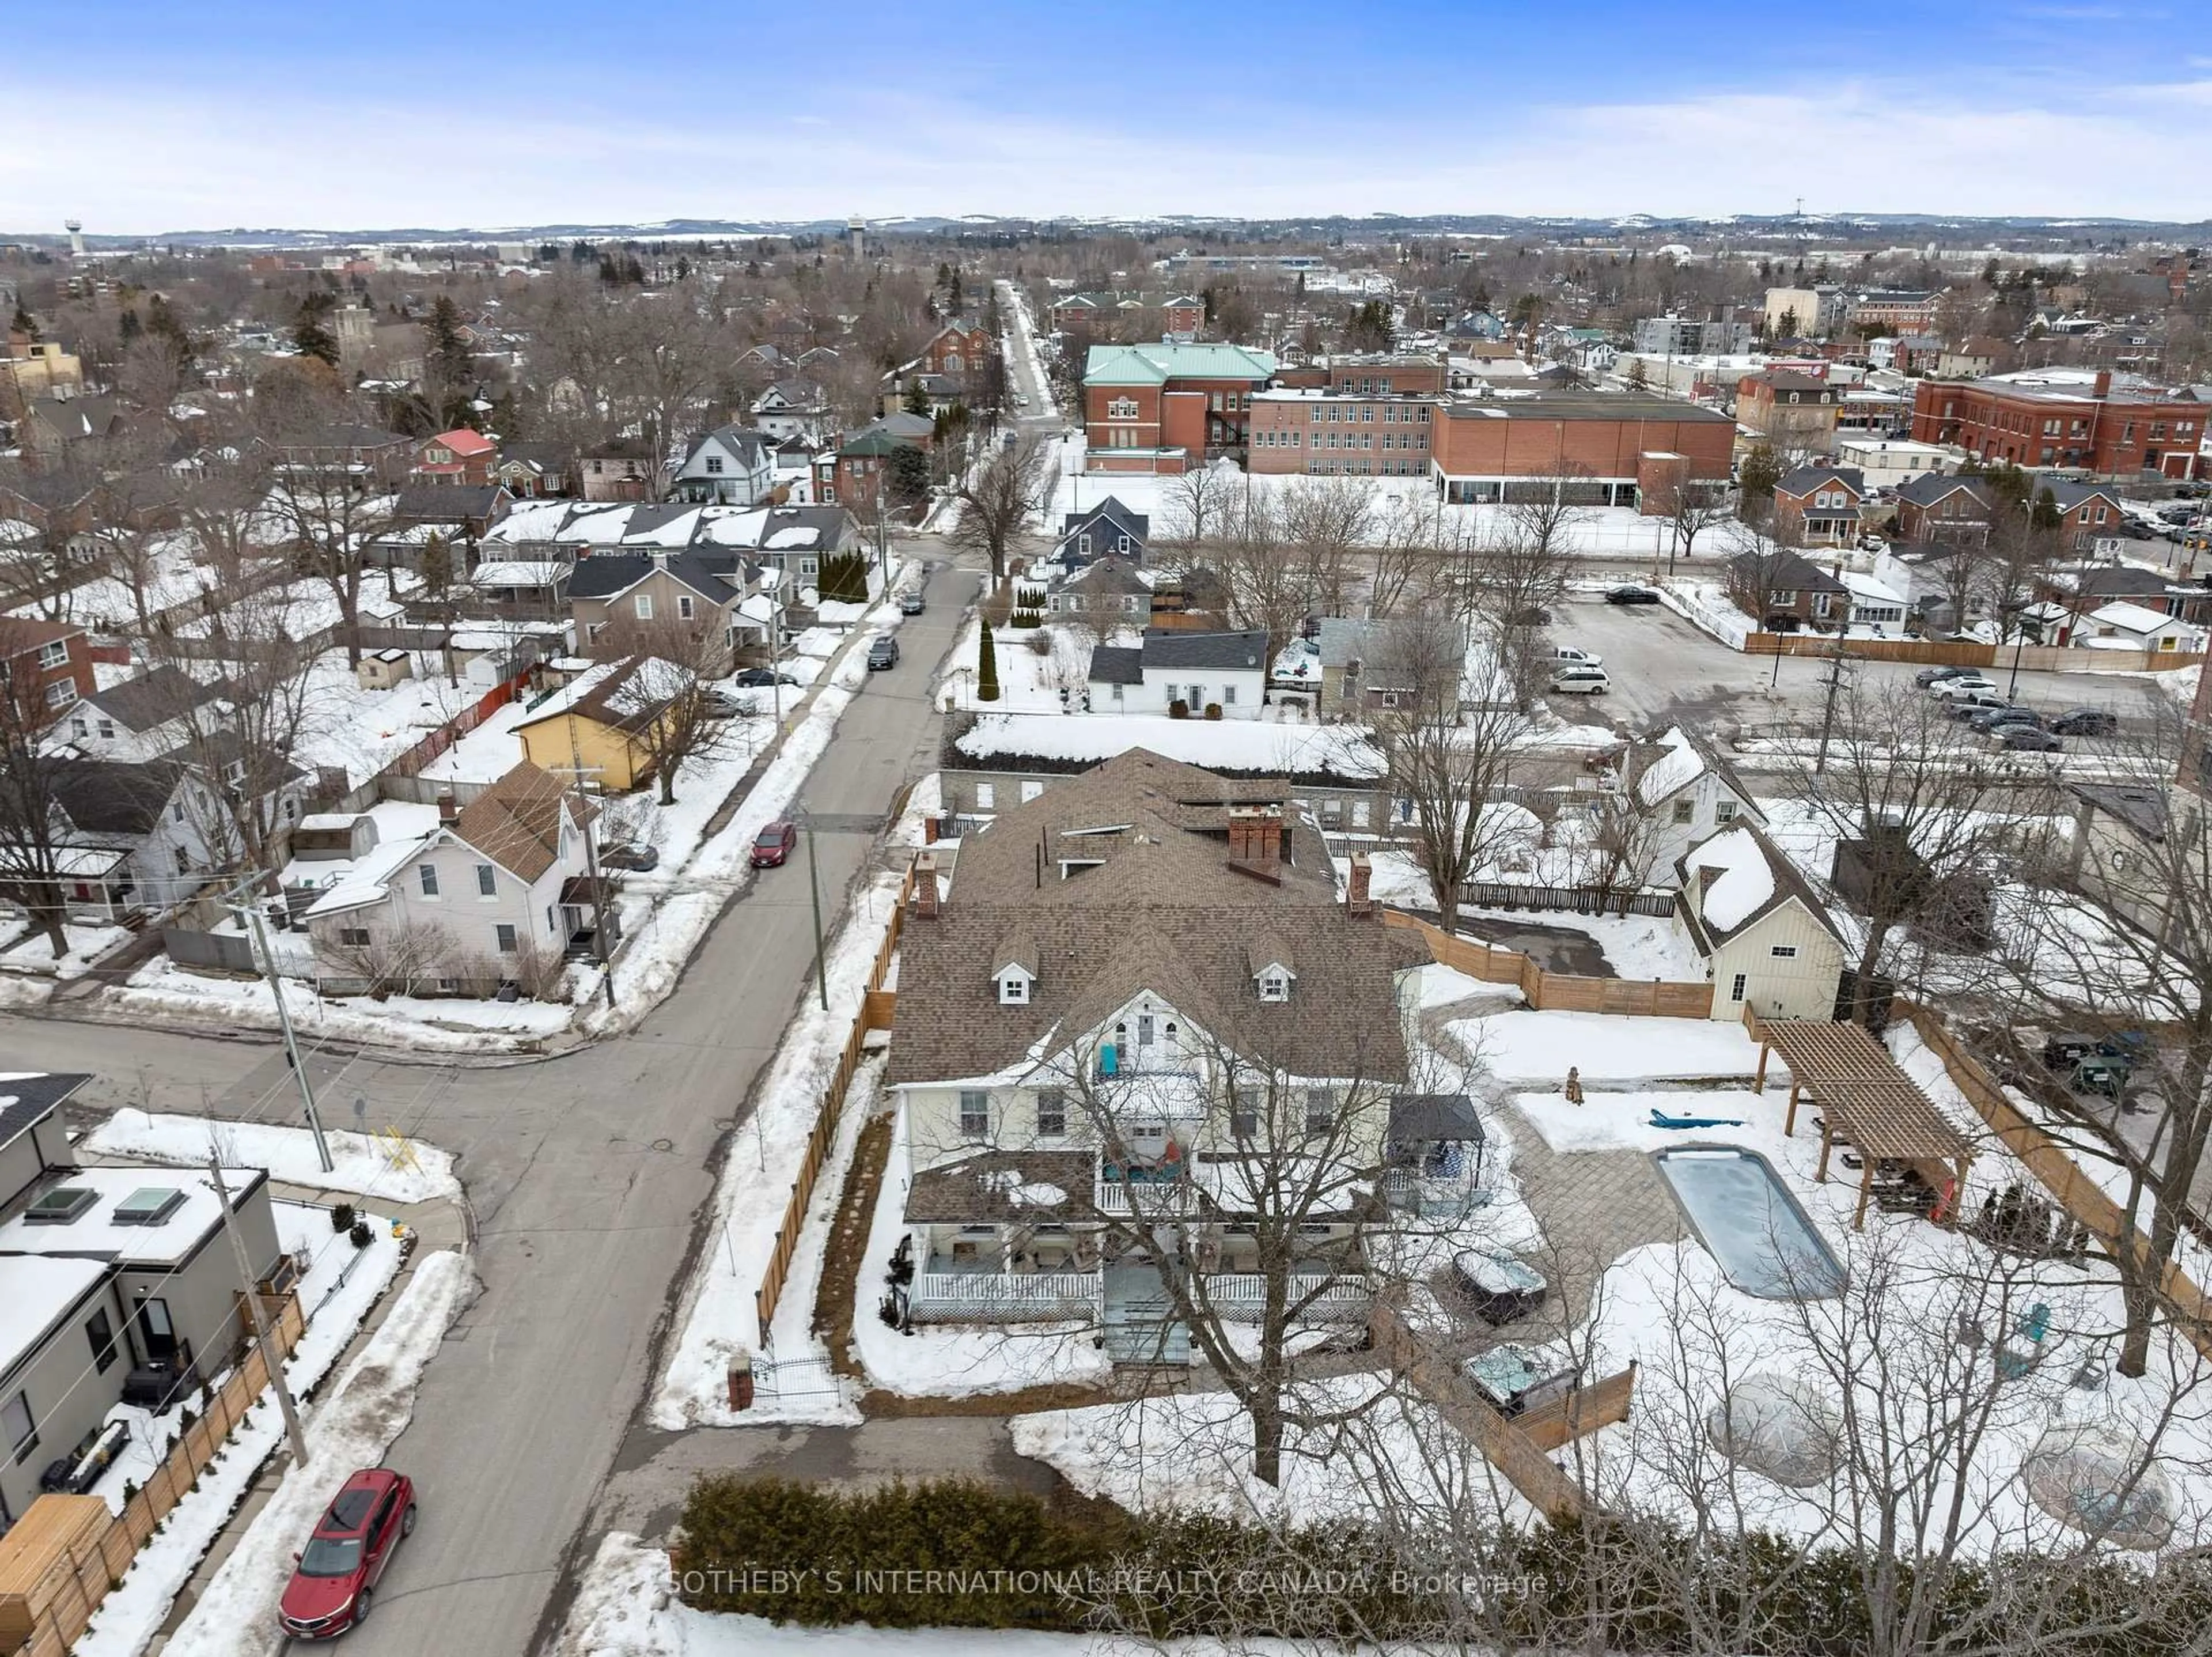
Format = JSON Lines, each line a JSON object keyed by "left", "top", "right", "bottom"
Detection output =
{"left": 278, "top": 1468, "right": 416, "bottom": 1639}
{"left": 750, "top": 820, "right": 798, "bottom": 868}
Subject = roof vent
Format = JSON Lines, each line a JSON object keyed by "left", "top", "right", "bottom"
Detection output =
{"left": 111, "top": 1186, "right": 188, "bottom": 1227}
{"left": 24, "top": 1185, "right": 98, "bottom": 1225}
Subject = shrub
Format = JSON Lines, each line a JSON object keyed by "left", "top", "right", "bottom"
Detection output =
{"left": 331, "top": 1203, "right": 357, "bottom": 1233}
{"left": 349, "top": 1220, "right": 374, "bottom": 1249}
{"left": 1024, "top": 630, "right": 1052, "bottom": 656}
{"left": 976, "top": 619, "right": 1001, "bottom": 702}
{"left": 816, "top": 550, "right": 870, "bottom": 604}
{"left": 1205, "top": 702, "right": 1222, "bottom": 720}
{"left": 1168, "top": 698, "right": 1189, "bottom": 719}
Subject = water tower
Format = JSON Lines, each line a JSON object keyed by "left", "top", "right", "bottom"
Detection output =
{"left": 846, "top": 216, "right": 865, "bottom": 261}
{"left": 65, "top": 219, "right": 85, "bottom": 258}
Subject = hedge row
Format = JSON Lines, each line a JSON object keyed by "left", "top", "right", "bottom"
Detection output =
{"left": 674, "top": 1476, "right": 2212, "bottom": 1654}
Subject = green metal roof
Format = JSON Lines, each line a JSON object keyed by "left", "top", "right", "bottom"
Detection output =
{"left": 1083, "top": 342, "right": 1279, "bottom": 387}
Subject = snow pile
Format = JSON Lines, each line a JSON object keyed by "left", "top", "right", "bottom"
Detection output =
{"left": 1681, "top": 826, "right": 1775, "bottom": 931}
{"left": 1464, "top": 1011, "right": 1766, "bottom": 1086}
{"left": 107, "top": 956, "right": 571, "bottom": 1053}
{"left": 150, "top": 1252, "right": 475, "bottom": 1657}
{"left": 86, "top": 1108, "right": 460, "bottom": 1204}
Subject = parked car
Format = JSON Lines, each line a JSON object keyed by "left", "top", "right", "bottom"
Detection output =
{"left": 866, "top": 635, "right": 900, "bottom": 670}
{"left": 2000, "top": 727, "right": 2063, "bottom": 752}
{"left": 2051, "top": 707, "right": 2118, "bottom": 737}
{"left": 1548, "top": 665, "right": 1610, "bottom": 695}
{"left": 1967, "top": 705, "right": 2040, "bottom": 732}
{"left": 1763, "top": 611, "right": 1804, "bottom": 633}
{"left": 1551, "top": 645, "right": 1604, "bottom": 668}
{"left": 1946, "top": 689, "right": 2013, "bottom": 716}
{"left": 750, "top": 820, "right": 798, "bottom": 868}
{"left": 278, "top": 1469, "right": 416, "bottom": 1639}
{"left": 1928, "top": 674, "right": 2001, "bottom": 700}
{"left": 597, "top": 842, "right": 660, "bottom": 873}
{"left": 701, "top": 689, "right": 748, "bottom": 718}
{"left": 899, "top": 589, "right": 926, "bottom": 615}
{"left": 1605, "top": 585, "right": 1663, "bottom": 606}
{"left": 1915, "top": 664, "right": 1978, "bottom": 687}
{"left": 734, "top": 667, "right": 799, "bottom": 688}
{"left": 1452, "top": 1248, "right": 1550, "bottom": 1326}
{"left": 1508, "top": 606, "right": 1553, "bottom": 626}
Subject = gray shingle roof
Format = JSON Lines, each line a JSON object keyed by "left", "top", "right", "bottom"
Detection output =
{"left": 49, "top": 759, "right": 185, "bottom": 836}
{"left": 566, "top": 551, "right": 749, "bottom": 604}
{"left": 1087, "top": 645, "right": 1142, "bottom": 684}
{"left": 1895, "top": 473, "right": 1993, "bottom": 510}
{"left": 0, "top": 1075, "right": 87, "bottom": 1155}
{"left": 886, "top": 750, "right": 1423, "bottom": 1089}
{"left": 1777, "top": 466, "right": 1865, "bottom": 498}
{"left": 1141, "top": 629, "right": 1268, "bottom": 671}
{"left": 80, "top": 665, "right": 220, "bottom": 733}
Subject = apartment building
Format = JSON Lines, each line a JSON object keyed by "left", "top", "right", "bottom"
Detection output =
{"left": 1910, "top": 369, "right": 2206, "bottom": 480}
{"left": 1736, "top": 370, "right": 1842, "bottom": 457}
{"left": 1246, "top": 388, "right": 1435, "bottom": 478}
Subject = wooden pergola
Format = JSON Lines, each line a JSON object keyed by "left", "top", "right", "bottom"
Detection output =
{"left": 1750, "top": 1016, "right": 1976, "bottom": 1229}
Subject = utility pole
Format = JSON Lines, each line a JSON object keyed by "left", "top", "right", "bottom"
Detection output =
{"left": 228, "top": 882, "right": 332, "bottom": 1174}
{"left": 550, "top": 723, "right": 615, "bottom": 1009}
{"left": 209, "top": 1158, "right": 309, "bottom": 1466}
{"left": 804, "top": 818, "right": 828, "bottom": 1011}
{"left": 1813, "top": 636, "right": 1851, "bottom": 774}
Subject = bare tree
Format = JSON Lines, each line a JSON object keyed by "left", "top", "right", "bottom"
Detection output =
{"left": 0, "top": 652, "right": 76, "bottom": 953}
{"left": 948, "top": 433, "right": 1050, "bottom": 591}
{"left": 1366, "top": 491, "right": 1457, "bottom": 621}
{"left": 589, "top": 631, "right": 741, "bottom": 807}
{"left": 1158, "top": 459, "right": 1236, "bottom": 551}
{"left": 1569, "top": 786, "right": 1666, "bottom": 913}
{"left": 252, "top": 385, "right": 402, "bottom": 668}
{"left": 1360, "top": 607, "right": 1536, "bottom": 935}
{"left": 1649, "top": 469, "right": 1737, "bottom": 577}
{"left": 1279, "top": 475, "right": 1377, "bottom": 616}
{"left": 1211, "top": 490, "right": 1309, "bottom": 670}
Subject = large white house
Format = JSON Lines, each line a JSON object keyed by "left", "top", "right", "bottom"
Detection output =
{"left": 667, "top": 426, "right": 776, "bottom": 506}
{"left": 883, "top": 751, "right": 1475, "bottom": 1358}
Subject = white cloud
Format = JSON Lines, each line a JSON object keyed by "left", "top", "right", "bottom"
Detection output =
{"left": 6, "top": 76, "right": 2209, "bottom": 232}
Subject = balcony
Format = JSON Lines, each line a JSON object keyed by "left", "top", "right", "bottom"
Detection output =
{"left": 910, "top": 1268, "right": 1101, "bottom": 1323}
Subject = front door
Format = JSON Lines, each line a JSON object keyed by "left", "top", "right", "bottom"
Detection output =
{"left": 137, "top": 1296, "right": 177, "bottom": 1363}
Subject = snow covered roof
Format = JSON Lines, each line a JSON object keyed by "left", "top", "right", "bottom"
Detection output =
{"left": 2088, "top": 601, "right": 2191, "bottom": 637}
{"left": 471, "top": 561, "right": 567, "bottom": 588}
{"left": 953, "top": 712, "right": 1384, "bottom": 780}
{"left": 1684, "top": 827, "right": 1775, "bottom": 932}
{"left": 1634, "top": 728, "right": 1706, "bottom": 808}
{"left": 0, "top": 1165, "right": 267, "bottom": 1269}
{"left": 0, "top": 1257, "right": 109, "bottom": 1377}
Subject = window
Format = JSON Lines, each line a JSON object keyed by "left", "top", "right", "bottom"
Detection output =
{"left": 477, "top": 863, "right": 498, "bottom": 896}
{"left": 85, "top": 1308, "right": 118, "bottom": 1374}
{"left": 1771, "top": 945, "right": 1798, "bottom": 959}
{"left": 1020, "top": 780, "right": 1043, "bottom": 803}
{"left": 678, "top": 595, "right": 695, "bottom": 620}
{"left": 1221, "top": 684, "right": 1236, "bottom": 706}
{"left": 174, "top": 846, "right": 191, "bottom": 875}
{"left": 1035, "top": 1088, "right": 1066, "bottom": 1138}
{"left": 959, "top": 1090, "right": 990, "bottom": 1138}
{"left": 70, "top": 716, "right": 88, "bottom": 739}
{"left": 1729, "top": 973, "right": 1748, "bottom": 1002}
{"left": 1715, "top": 801, "right": 1738, "bottom": 824}
{"left": 635, "top": 594, "right": 654, "bottom": 621}
{"left": 339, "top": 926, "right": 371, "bottom": 947}
{"left": 419, "top": 865, "right": 440, "bottom": 898}
{"left": 3, "top": 1390, "right": 35, "bottom": 1464}
{"left": 998, "top": 973, "right": 1029, "bottom": 1005}
{"left": 44, "top": 680, "right": 75, "bottom": 710}
{"left": 37, "top": 641, "right": 69, "bottom": 670}
{"left": 1673, "top": 799, "right": 1695, "bottom": 824}
{"left": 496, "top": 924, "right": 518, "bottom": 953}
{"left": 975, "top": 782, "right": 994, "bottom": 808}
{"left": 706, "top": 456, "right": 724, "bottom": 474}
{"left": 1232, "top": 1087, "right": 1263, "bottom": 1140}
{"left": 1304, "top": 1087, "right": 1335, "bottom": 1138}
{"left": 1259, "top": 973, "right": 1289, "bottom": 1002}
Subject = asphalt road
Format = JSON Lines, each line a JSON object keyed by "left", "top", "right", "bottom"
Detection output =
{"left": 1547, "top": 591, "right": 2171, "bottom": 736}
{"left": 0, "top": 562, "right": 980, "bottom": 1656}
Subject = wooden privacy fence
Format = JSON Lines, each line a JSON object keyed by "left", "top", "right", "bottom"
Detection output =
{"left": 1519, "top": 1364, "right": 1638, "bottom": 1452}
{"left": 0, "top": 1291, "right": 304, "bottom": 1657}
{"left": 1744, "top": 631, "right": 2206, "bottom": 675}
{"left": 1463, "top": 879, "right": 1677, "bottom": 920}
{"left": 753, "top": 861, "right": 915, "bottom": 1341}
{"left": 1900, "top": 1002, "right": 2212, "bottom": 1364}
{"left": 1381, "top": 908, "right": 1714, "bottom": 1019}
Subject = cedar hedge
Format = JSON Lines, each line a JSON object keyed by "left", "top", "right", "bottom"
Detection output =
{"left": 673, "top": 1476, "right": 2212, "bottom": 1654}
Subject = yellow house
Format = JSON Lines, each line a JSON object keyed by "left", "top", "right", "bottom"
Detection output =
{"left": 512, "top": 656, "right": 677, "bottom": 793}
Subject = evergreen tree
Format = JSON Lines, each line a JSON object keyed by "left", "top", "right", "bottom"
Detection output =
{"left": 426, "top": 295, "right": 474, "bottom": 391}
{"left": 675, "top": 255, "right": 691, "bottom": 281}
{"left": 146, "top": 296, "right": 195, "bottom": 363}
{"left": 902, "top": 375, "right": 932, "bottom": 417}
{"left": 292, "top": 290, "right": 340, "bottom": 366}
{"left": 599, "top": 254, "right": 620, "bottom": 284}
{"left": 976, "top": 617, "right": 1000, "bottom": 702}
{"left": 9, "top": 303, "right": 33, "bottom": 337}
{"left": 888, "top": 444, "right": 930, "bottom": 505}
{"left": 1737, "top": 444, "right": 1782, "bottom": 504}
{"left": 948, "top": 266, "right": 964, "bottom": 316}
{"left": 119, "top": 307, "right": 143, "bottom": 343}
{"left": 2031, "top": 486, "right": 2063, "bottom": 532}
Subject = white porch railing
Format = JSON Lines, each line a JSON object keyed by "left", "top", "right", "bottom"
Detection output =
{"left": 1200, "top": 1273, "right": 1373, "bottom": 1322}
{"left": 911, "top": 1272, "right": 1102, "bottom": 1321}
{"left": 1094, "top": 1179, "right": 1200, "bottom": 1216}
{"left": 1383, "top": 1168, "right": 1490, "bottom": 1217}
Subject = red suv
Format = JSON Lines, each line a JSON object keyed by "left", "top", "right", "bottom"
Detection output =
{"left": 278, "top": 1468, "right": 417, "bottom": 1639}
{"left": 750, "top": 820, "right": 798, "bottom": 868}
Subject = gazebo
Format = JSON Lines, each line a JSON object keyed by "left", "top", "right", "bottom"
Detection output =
{"left": 1748, "top": 1016, "right": 1976, "bottom": 1229}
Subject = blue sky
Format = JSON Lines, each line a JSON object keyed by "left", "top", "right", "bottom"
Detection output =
{"left": 7, "top": 1, "right": 2207, "bottom": 232}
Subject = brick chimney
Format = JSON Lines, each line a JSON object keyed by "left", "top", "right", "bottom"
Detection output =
{"left": 436, "top": 789, "right": 459, "bottom": 826}
{"left": 913, "top": 852, "right": 939, "bottom": 919}
{"left": 2092, "top": 369, "right": 2112, "bottom": 399}
{"left": 1227, "top": 804, "right": 1283, "bottom": 867}
{"left": 1347, "top": 851, "right": 1373, "bottom": 917}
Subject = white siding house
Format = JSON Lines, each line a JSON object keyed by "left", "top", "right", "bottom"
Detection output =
{"left": 1085, "top": 629, "right": 1270, "bottom": 718}
{"left": 1633, "top": 728, "right": 1766, "bottom": 883}
{"left": 1673, "top": 824, "right": 1847, "bottom": 1021}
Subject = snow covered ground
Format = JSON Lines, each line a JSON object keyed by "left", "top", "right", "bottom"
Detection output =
{"left": 650, "top": 871, "right": 906, "bottom": 1427}
{"left": 141, "top": 1251, "right": 475, "bottom": 1657}
{"left": 73, "top": 1210, "right": 418, "bottom": 1657}
{"left": 0, "top": 920, "right": 128, "bottom": 979}
{"left": 85, "top": 1108, "right": 460, "bottom": 1204}
{"left": 854, "top": 1104, "right": 1113, "bottom": 1399}
{"left": 1459, "top": 1009, "right": 1766, "bottom": 1087}
{"left": 1461, "top": 905, "right": 1703, "bottom": 982}
{"left": 955, "top": 711, "right": 1384, "bottom": 777}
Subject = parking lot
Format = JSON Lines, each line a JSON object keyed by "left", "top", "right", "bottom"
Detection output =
{"left": 1543, "top": 592, "right": 2175, "bottom": 737}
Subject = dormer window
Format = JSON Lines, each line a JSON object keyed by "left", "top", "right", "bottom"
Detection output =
{"left": 995, "top": 963, "right": 1035, "bottom": 1005}
{"left": 1252, "top": 960, "right": 1294, "bottom": 1002}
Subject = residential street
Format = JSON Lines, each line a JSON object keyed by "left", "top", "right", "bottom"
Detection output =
{"left": 0, "top": 561, "right": 979, "bottom": 1657}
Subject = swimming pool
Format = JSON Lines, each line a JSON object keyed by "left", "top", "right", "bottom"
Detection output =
{"left": 1652, "top": 1148, "right": 1846, "bottom": 1299}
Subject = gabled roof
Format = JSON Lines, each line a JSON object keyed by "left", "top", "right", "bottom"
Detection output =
{"left": 513, "top": 656, "right": 675, "bottom": 739}
{"left": 1674, "top": 821, "right": 1842, "bottom": 949}
{"left": 2071, "top": 782, "right": 2168, "bottom": 843}
{"left": 1054, "top": 555, "right": 1149, "bottom": 597}
{"left": 0, "top": 616, "right": 81, "bottom": 659}
{"left": 392, "top": 482, "right": 507, "bottom": 523}
{"left": 1088, "top": 644, "right": 1143, "bottom": 684}
{"left": 451, "top": 761, "right": 581, "bottom": 882}
{"left": 1139, "top": 629, "right": 1268, "bottom": 671}
{"left": 565, "top": 550, "right": 750, "bottom": 606}
{"left": 1729, "top": 547, "right": 1847, "bottom": 593}
{"left": 79, "top": 665, "right": 221, "bottom": 733}
{"left": 48, "top": 758, "right": 187, "bottom": 837}
{"left": 1776, "top": 465, "right": 1865, "bottom": 499}
{"left": 1895, "top": 473, "right": 1994, "bottom": 510}
{"left": 426, "top": 428, "right": 496, "bottom": 458}
{"left": 0, "top": 1074, "right": 86, "bottom": 1155}
{"left": 679, "top": 425, "right": 772, "bottom": 472}
{"left": 1059, "top": 496, "right": 1149, "bottom": 548}
{"left": 2040, "top": 478, "right": 2126, "bottom": 513}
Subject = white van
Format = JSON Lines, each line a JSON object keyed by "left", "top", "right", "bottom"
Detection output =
{"left": 1550, "top": 665, "right": 1611, "bottom": 695}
